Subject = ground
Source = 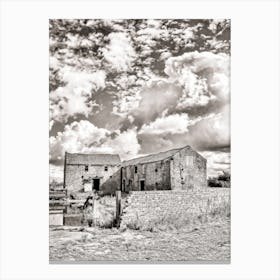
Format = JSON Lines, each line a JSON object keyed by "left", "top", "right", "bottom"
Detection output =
{"left": 49, "top": 218, "right": 230, "bottom": 262}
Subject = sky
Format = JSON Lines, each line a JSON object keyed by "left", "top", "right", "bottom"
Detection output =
{"left": 49, "top": 19, "right": 230, "bottom": 182}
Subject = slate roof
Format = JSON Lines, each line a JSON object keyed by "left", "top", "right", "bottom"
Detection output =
{"left": 122, "top": 146, "right": 190, "bottom": 167}
{"left": 65, "top": 152, "right": 121, "bottom": 165}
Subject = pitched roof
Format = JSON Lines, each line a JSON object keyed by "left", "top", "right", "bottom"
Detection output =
{"left": 65, "top": 153, "right": 121, "bottom": 165}
{"left": 122, "top": 146, "right": 187, "bottom": 166}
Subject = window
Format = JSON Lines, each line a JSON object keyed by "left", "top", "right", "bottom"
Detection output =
{"left": 186, "top": 156, "right": 194, "bottom": 167}
{"left": 155, "top": 168, "right": 158, "bottom": 173}
{"left": 134, "top": 166, "right": 138, "bottom": 173}
{"left": 104, "top": 166, "right": 108, "bottom": 171}
{"left": 85, "top": 165, "right": 88, "bottom": 171}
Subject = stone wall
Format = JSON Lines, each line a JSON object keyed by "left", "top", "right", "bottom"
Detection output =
{"left": 122, "top": 159, "right": 171, "bottom": 191}
{"left": 65, "top": 164, "right": 119, "bottom": 194}
{"left": 170, "top": 146, "right": 207, "bottom": 190}
{"left": 120, "top": 189, "right": 230, "bottom": 229}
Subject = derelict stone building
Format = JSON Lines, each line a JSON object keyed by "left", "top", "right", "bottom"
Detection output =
{"left": 64, "top": 145, "right": 207, "bottom": 195}
{"left": 121, "top": 145, "right": 206, "bottom": 191}
{"left": 64, "top": 153, "right": 121, "bottom": 194}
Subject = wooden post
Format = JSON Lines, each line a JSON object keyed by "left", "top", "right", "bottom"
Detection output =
{"left": 115, "top": 190, "right": 121, "bottom": 228}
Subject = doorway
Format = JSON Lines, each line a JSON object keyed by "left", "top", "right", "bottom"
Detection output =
{"left": 93, "top": 178, "right": 100, "bottom": 191}
{"left": 140, "top": 180, "right": 145, "bottom": 191}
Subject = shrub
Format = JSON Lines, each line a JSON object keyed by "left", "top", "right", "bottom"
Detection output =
{"left": 83, "top": 194, "right": 115, "bottom": 228}
{"left": 208, "top": 171, "right": 230, "bottom": 188}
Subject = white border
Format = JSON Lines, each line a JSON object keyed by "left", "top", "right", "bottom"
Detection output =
{"left": 0, "top": 0, "right": 279, "bottom": 279}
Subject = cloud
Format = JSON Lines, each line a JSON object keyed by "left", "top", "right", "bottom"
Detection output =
{"left": 185, "top": 105, "right": 230, "bottom": 151}
{"left": 130, "top": 80, "right": 182, "bottom": 128}
{"left": 50, "top": 120, "right": 140, "bottom": 163}
{"left": 200, "top": 150, "right": 230, "bottom": 177}
{"left": 114, "top": 51, "right": 229, "bottom": 129}
{"left": 102, "top": 32, "right": 136, "bottom": 72}
{"left": 50, "top": 120, "right": 109, "bottom": 162}
{"left": 208, "top": 19, "right": 230, "bottom": 34}
{"left": 105, "top": 128, "right": 141, "bottom": 160}
{"left": 139, "top": 113, "right": 191, "bottom": 135}
{"left": 49, "top": 20, "right": 231, "bottom": 175}
{"left": 50, "top": 68, "right": 106, "bottom": 122}
{"left": 165, "top": 51, "right": 230, "bottom": 110}
{"left": 137, "top": 106, "right": 230, "bottom": 157}
{"left": 49, "top": 120, "right": 54, "bottom": 131}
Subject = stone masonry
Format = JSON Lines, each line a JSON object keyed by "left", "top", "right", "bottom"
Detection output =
{"left": 64, "top": 145, "right": 207, "bottom": 195}
{"left": 120, "top": 189, "right": 230, "bottom": 229}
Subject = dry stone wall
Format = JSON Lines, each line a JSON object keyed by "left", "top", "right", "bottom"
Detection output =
{"left": 120, "top": 189, "right": 230, "bottom": 229}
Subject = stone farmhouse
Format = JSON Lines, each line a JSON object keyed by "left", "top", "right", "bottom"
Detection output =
{"left": 64, "top": 145, "right": 207, "bottom": 195}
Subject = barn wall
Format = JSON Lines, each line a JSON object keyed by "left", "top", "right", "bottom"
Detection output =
{"left": 170, "top": 147, "right": 207, "bottom": 190}
{"left": 65, "top": 164, "right": 120, "bottom": 194}
{"left": 122, "top": 160, "right": 171, "bottom": 191}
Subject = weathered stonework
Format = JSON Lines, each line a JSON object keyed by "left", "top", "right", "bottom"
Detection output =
{"left": 64, "top": 153, "right": 121, "bottom": 195}
{"left": 122, "top": 159, "right": 171, "bottom": 191}
{"left": 170, "top": 146, "right": 207, "bottom": 190}
{"left": 64, "top": 145, "right": 207, "bottom": 195}
{"left": 121, "top": 145, "right": 206, "bottom": 192}
{"left": 120, "top": 189, "right": 230, "bottom": 229}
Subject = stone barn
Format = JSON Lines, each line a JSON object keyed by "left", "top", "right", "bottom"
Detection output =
{"left": 121, "top": 145, "right": 207, "bottom": 191}
{"left": 64, "top": 152, "right": 121, "bottom": 194}
{"left": 63, "top": 145, "right": 206, "bottom": 195}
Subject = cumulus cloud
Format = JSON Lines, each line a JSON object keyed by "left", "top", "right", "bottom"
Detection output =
{"left": 50, "top": 68, "right": 106, "bottom": 122}
{"left": 130, "top": 81, "right": 182, "bottom": 127}
{"left": 139, "top": 113, "right": 191, "bottom": 135}
{"left": 165, "top": 51, "right": 230, "bottom": 110}
{"left": 50, "top": 120, "right": 140, "bottom": 163}
{"left": 137, "top": 106, "right": 229, "bottom": 158}
{"left": 50, "top": 120, "right": 109, "bottom": 161}
{"left": 105, "top": 128, "right": 141, "bottom": 160}
{"left": 102, "top": 32, "right": 136, "bottom": 72}
{"left": 185, "top": 105, "right": 230, "bottom": 151}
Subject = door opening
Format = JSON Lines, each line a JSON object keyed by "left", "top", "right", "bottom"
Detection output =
{"left": 140, "top": 180, "right": 145, "bottom": 191}
{"left": 93, "top": 178, "right": 100, "bottom": 191}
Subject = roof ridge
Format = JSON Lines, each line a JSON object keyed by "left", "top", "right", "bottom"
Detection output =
{"left": 66, "top": 152, "right": 120, "bottom": 157}
{"left": 122, "top": 145, "right": 191, "bottom": 164}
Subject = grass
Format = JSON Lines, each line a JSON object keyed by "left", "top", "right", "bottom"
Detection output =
{"left": 121, "top": 194, "right": 230, "bottom": 232}
{"left": 49, "top": 218, "right": 230, "bottom": 262}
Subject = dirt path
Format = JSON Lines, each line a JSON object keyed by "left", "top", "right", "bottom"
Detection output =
{"left": 49, "top": 218, "right": 230, "bottom": 262}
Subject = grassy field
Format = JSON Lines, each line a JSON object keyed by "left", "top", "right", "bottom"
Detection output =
{"left": 49, "top": 217, "right": 230, "bottom": 262}
{"left": 50, "top": 189, "right": 230, "bottom": 262}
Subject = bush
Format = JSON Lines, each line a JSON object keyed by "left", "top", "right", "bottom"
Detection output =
{"left": 208, "top": 171, "right": 230, "bottom": 188}
{"left": 83, "top": 194, "right": 115, "bottom": 228}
